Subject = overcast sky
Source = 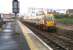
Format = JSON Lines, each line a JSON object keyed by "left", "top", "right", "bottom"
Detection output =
{"left": 0, "top": 0, "right": 73, "bottom": 15}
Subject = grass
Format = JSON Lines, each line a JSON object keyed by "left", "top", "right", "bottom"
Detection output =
{"left": 15, "top": 32, "right": 23, "bottom": 49}
{"left": 0, "top": 28, "right": 2, "bottom": 32}
{"left": 15, "top": 32, "right": 19, "bottom": 36}
{"left": 56, "top": 18, "right": 73, "bottom": 25}
{"left": 19, "top": 42, "right": 24, "bottom": 49}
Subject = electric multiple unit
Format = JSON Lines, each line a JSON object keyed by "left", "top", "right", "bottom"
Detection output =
{"left": 22, "top": 14, "right": 57, "bottom": 32}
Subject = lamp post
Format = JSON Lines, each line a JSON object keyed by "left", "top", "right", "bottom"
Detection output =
{"left": 12, "top": 0, "right": 19, "bottom": 32}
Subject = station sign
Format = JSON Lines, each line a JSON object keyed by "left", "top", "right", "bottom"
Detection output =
{"left": 12, "top": 0, "right": 19, "bottom": 13}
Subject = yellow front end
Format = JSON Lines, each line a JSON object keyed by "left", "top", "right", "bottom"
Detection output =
{"left": 46, "top": 21, "right": 55, "bottom": 27}
{"left": 46, "top": 21, "right": 56, "bottom": 32}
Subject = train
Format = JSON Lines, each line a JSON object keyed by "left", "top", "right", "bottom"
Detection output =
{"left": 21, "top": 14, "right": 57, "bottom": 32}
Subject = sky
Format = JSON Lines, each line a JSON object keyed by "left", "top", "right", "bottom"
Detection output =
{"left": 0, "top": 0, "right": 73, "bottom": 15}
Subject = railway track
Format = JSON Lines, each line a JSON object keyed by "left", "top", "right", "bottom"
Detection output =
{"left": 22, "top": 21, "right": 73, "bottom": 50}
{"left": 57, "top": 29, "right": 73, "bottom": 40}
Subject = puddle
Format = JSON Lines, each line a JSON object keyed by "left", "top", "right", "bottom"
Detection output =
{"left": 3, "top": 29, "right": 13, "bottom": 32}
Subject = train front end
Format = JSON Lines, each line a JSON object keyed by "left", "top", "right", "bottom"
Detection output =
{"left": 45, "top": 14, "right": 57, "bottom": 32}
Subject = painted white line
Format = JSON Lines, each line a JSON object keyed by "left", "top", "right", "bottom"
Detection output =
{"left": 28, "top": 29, "right": 53, "bottom": 50}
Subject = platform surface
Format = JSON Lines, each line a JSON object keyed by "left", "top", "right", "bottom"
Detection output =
{"left": 0, "top": 22, "right": 20, "bottom": 50}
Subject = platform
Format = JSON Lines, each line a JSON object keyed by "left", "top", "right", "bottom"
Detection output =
{"left": 0, "top": 22, "right": 30, "bottom": 50}
{"left": 18, "top": 21, "right": 53, "bottom": 50}
{"left": 0, "top": 22, "right": 20, "bottom": 50}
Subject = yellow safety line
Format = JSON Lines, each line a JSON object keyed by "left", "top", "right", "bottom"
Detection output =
{"left": 17, "top": 21, "right": 38, "bottom": 50}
